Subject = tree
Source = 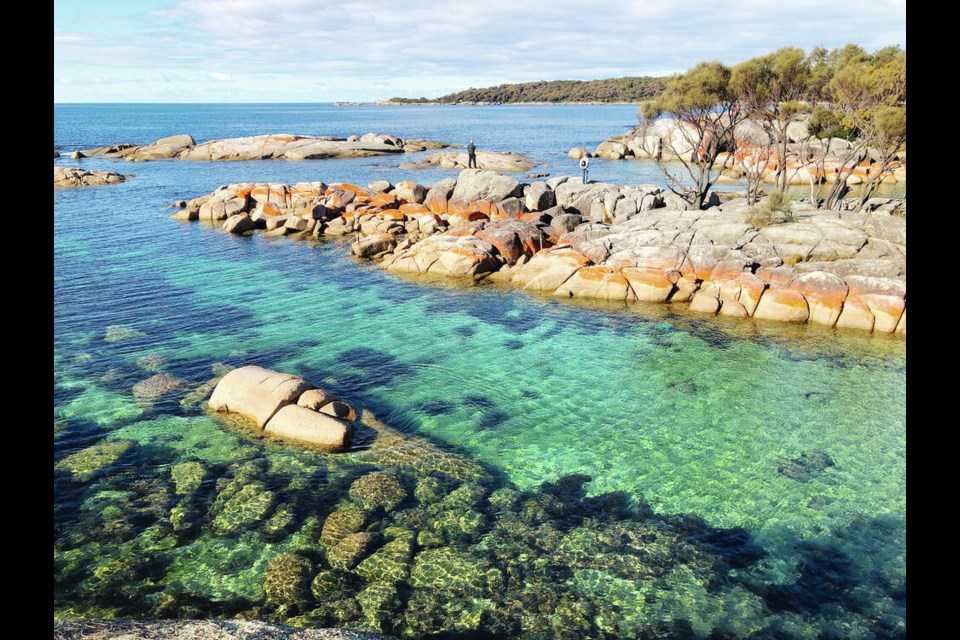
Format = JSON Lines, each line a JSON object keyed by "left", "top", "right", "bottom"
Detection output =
{"left": 816, "top": 46, "right": 906, "bottom": 209}
{"left": 638, "top": 61, "right": 743, "bottom": 209}
{"left": 731, "top": 47, "right": 811, "bottom": 195}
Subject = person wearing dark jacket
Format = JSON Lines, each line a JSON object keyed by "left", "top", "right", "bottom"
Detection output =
{"left": 467, "top": 140, "right": 478, "bottom": 168}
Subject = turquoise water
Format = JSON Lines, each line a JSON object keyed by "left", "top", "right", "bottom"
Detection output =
{"left": 54, "top": 104, "right": 906, "bottom": 638}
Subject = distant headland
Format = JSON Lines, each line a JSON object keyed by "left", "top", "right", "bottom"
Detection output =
{"left": 338, "top": 76, "right": 666, "bottom": 106}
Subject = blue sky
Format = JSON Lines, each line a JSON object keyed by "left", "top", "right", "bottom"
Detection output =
{"left": 54, "top": 0, "right": 906, "bottom": 103}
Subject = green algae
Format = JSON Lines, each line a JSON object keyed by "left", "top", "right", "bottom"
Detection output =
{"left": 56, "top": 384, "right": 143, "bottom": 425}
{"left": 264, "top": 505, "right": 297, "bottom": 538}
{"left": 170, "top": 461, "right": 206, "bottom": 494}
{"left": 320, "top": 508, "right": 366, "bottom": 546}
{"left": 409, "top": 547, "right": 492, "bottom": 594}
{"left": 211, "top": 481, "right": 276, "bottom": 535}
{"left": 413, "top": 476, "right": 449, "bottom": 505}
{"left": 110, "top": 415, "right": 254, "bottom": 464}
{"left": 56, "top": 440, "right": 135, "bottom": 481}
{"left": 353, "top": 528, "right": 414, "bottom": 584}
{"left": 104, "top": 325, "right": 145, "bottom": 343}
{"left": 348, "top": 471, "right": 408, "bottom": 512}
{"left": 326, "top": 532, "right": 379, "bottom": 571}
{"left": 355, "top": 581, "right": 400, "bottom": 633}
{"left": 310, "top": 570, "right": 350, "bottom": 600}
{"left": 263, "top": 554, "right": 314, "bottom": 612}
{"left": 179, "top": 376, "right": 222, "bottom": 407}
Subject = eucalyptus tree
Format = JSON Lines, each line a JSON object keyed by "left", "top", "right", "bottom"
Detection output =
{"left": 731, "top": 47, "right": 811, "bottom": 196}
{"left": 819, "top": 46, "right": 906, "bottom": 209}
{"left": 638, "top": 62, "right": 744, "bottom": 209}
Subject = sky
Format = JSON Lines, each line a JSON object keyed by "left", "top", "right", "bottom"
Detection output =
{"left": 54, "top": 0, "right": 906, "bottom": 103}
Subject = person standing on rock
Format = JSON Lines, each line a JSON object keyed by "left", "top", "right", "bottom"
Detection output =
{"left": 467, "top": 139, "right": 478, "bottom": 169}
{"left": 580, "top": 155, "right": 590, "bottom": 183}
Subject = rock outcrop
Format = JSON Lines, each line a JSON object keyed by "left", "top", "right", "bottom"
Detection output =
{"left": 54, "top": 166, "right": 127, "bottom": 187}
{"left": 209, "top": 365, "right": 355, "bottom": 449}
{"left": 179, "top": 173, "right": 906, "bottom": 336}
{"left": 420, "top": 150, "right": 534, "bottom": 172}
{"left": 596, "top": 116, "right": 906, "bottom": 187}
{"left": 82, "top": 133, "right": 448, "bottom": 163}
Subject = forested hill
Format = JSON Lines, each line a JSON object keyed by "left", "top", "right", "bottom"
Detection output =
{"left": 390, "top": 76, "right": 665, "bottom": 104}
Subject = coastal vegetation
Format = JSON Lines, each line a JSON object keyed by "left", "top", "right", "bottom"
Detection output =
{"left": 392, "top": 76, "right": 665, "bottom": 104}
{"left": 634, "top": 44, "right": 905, "bottom": 210}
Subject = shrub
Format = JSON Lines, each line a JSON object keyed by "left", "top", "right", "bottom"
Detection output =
{"left": 750, "top": 191, "right": 795, "bottom": 227}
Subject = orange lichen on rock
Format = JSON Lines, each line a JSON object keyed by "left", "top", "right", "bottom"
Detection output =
{"left": 554, "top": 266, "right": 635, "bottom": 301}
{"left": 330, "top": 183, "right": 368, "bottom": 197}
{"left": 752, "top": 288, "right": 810, "bottom": 323}
{"left": 835, "top": 296, "right": 875, "bottom": 332}
{"left": 860, "top": 294, "right": 905, "bottom": 333}
{"left": 621, "top": 267, "right": 676, "bottom": 302}
{"left": 399, "top": 203, "right": 431, "bottom": 215}
{"left": 424, "top": 190, "right": 450, "bottom": 214}
{"left": 789, "top": 271, "right": 848, "bottom": 327}
{"left": 369, "top": 193, "right": 400, "bottom": 209}
{"left": 378, "top": 210, "right": 406, "bottom": 222}
{"left": 260, "top": 202, "right": 283, "bottom": 217}
{"left": 447, "top": 211, "right": 489, "bottom": 226}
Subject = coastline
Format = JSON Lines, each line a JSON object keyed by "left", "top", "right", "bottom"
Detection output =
{"left": 337, "top": 100, "right": 643, "bottom": 107}
{"left": 173, "top": 171, "right": 905, "bottom": 337}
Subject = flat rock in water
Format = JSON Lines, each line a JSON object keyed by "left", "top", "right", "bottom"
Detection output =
{"left": 83, "top": 133, "right": 448, "bottom": 162}
{"left": 422, "top": 150, "right": 534, "bottom": 172}
{"left": 54, "top": 166, "right": 126, "bottom": 187}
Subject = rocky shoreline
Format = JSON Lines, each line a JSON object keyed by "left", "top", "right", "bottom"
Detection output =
{"left": 77, "top": 133, "right": 449, "bottom": 163}
{"left": 175, "top": 170, "right": 905, "bottom": 337}
{"left": 54, "top": 620, "right": 395, "bottom": 639}
{"left": 586, "top": 117, "right": 906, "bottom": 187}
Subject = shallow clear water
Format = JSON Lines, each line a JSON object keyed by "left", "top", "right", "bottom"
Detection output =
{"left": 54, "top": 104, "right": 906, "bottom": 638}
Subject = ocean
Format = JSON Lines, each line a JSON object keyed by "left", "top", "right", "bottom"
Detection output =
{"left": 54, "top": 103, "right": 906, "bottom": 638}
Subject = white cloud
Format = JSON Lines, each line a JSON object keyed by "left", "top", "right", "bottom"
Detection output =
{"left": 54, "top": 0, "right": 905, "bottom": 102}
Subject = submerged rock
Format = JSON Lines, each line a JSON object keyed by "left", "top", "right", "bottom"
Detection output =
{"left": 777, "top": 450, "right": 835, "bottom": 482}
{"left": 349, "top": 472, "right": 408, "bottom": 512}
{"left": 354, "top": 528, "right": 415, "bottom": 583}
{"left": 170, "top": 461, "right": 206, "bottom": 495}
{"left": 132, "top": 373, "right": 186, "bottom": 405}
{"left": 311, "top": 570, "right": 351, "bottom": 600}
{"left": 263, "top": 553, "right": 314, "bottom": 611}
{"left": 321, "top": 507, "right": 367, "bottom": 546}
{"left": 327, "top": 532, "right": 379, "bottom": 571}
{"left": 210, "top": 480, "right": 275, "bottom": 535}
{"left": 55, "top": 439, "right": 134, "bottom": 481}
{"left": 409, "top": 547, "right": 492, "bottom": 594}
{"left": 104, "top": 324, "right": 146, "bottom": 343}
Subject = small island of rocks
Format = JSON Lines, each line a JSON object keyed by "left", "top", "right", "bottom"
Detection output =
{"left": 78, "top": 133, "right": 450, "bottom": 162}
